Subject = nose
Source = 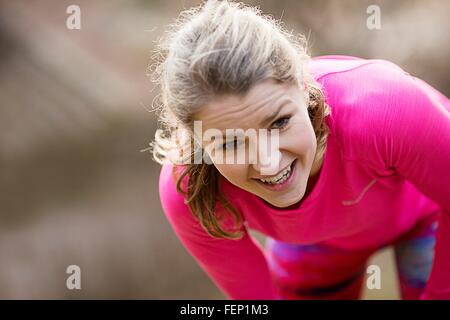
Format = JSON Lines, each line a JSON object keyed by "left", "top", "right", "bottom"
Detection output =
{"left": 252, "top": 135, "right": 281, "bottom": 176}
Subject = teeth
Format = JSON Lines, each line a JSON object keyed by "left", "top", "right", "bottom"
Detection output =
{"left": 259, "top": 163, "right": 292, "bottom": 185}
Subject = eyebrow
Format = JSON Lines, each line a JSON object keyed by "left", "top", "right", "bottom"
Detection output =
{"left": 259, "top": 99, "right": 292, "bottom": 127}
{"left": 217, "top": 99, "right": 292, "bottom": 144}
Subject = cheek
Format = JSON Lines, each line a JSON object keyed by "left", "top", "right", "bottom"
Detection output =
{"left": 214, "top": 164, "right": 249, "bottom": 185}
{"left": 283, "top": 123, "right": 317, "bottom": 154}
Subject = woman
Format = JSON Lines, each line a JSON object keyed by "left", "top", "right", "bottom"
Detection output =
{"left": 151, "top": 0, "right": 450, "bottom": 299}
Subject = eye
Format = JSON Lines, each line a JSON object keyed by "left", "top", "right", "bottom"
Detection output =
{"left": 222, "top": 139, "right": 243, "bottom": 150}
{"left": 222, "top": 140, "right": 235, "bottom": 150}
{"left": 270, "top": 116, "right": 291, "bottom": 130}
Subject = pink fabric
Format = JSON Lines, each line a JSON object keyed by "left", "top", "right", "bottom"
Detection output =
{"left": 265, "top": 211, "right": 439, "bottom": 300}
{"left": 158, "top": 55, "right": 450, "bottom": 299}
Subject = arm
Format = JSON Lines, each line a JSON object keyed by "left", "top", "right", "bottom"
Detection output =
{"left": 336, "top": 63, "right": 450, "bottom": 299}
{"left": 158, "top": 163, "right": 278, "bottom": 299}
{"left": 390, "top": 80, "right": 450, "bottom": 300}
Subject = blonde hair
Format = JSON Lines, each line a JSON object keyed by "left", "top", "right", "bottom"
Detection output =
{"left": 149, "top": 0, "right": 330, "bottom": 239}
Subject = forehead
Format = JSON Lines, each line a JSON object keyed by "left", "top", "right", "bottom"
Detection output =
{"left": 194, "top": 79, "right": 300, "bottom": 131}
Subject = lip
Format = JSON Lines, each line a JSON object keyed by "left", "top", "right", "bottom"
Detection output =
{"left": 254, "top": 159, "right": 297, "bottom": 192}
{"left": 252, "top": 161, "right": 293, "bottom": 180}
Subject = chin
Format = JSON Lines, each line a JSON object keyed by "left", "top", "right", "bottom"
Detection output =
{"left": 265, "top": 192, "right": 304, "bottom": 208}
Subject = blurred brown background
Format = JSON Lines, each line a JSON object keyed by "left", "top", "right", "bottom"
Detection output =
{"left": 0, "top": 0, "right": 448, "bottom": 299}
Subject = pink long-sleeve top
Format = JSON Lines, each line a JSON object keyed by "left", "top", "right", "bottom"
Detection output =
{"left": 158, "top": 55, "right": 450, "bottom": 300}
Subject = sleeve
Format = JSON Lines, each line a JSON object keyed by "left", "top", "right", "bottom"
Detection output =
{"left": 158, "top": 163, "right": 278, "bottom": 300}
{"left": 333, "top": 63, "right": 450, "bottom": 299}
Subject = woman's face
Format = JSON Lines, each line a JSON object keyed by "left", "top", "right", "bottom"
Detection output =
{"left": 194, "top": 78, "right": 319, "bottom": 208}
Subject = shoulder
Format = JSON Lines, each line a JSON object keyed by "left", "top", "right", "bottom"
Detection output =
{"left": 158, "top": 162, "right": 183, "bottom": 201}
{"left": 158, "top": 162, "right": 214, "bottom": 240}
{"left": 310, "top": 55, "right": 448, "bottom": 163}
{"left": 309, "top": 55, "right": 414, "bottom": 117}
{"left": 158, "top": 162, "right": 193, "bottom": 222}
{"left": 309, "top": 55, "right": 411, "bottom": 138}
{"left": 158, "top": 163, "right": 247, "bottom": 231}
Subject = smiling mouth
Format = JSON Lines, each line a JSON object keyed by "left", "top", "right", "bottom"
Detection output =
{"left": 253, "top": 160, "right": 296, "bottom": 185}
